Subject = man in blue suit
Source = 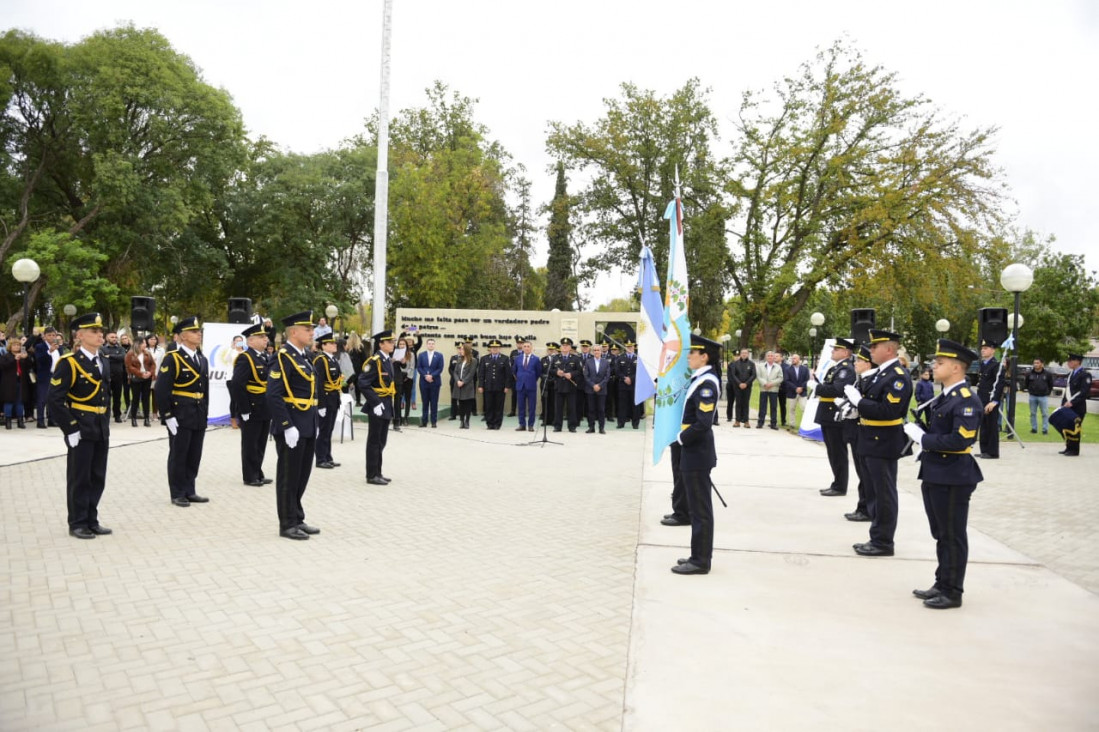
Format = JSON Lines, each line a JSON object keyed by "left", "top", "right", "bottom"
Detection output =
{"left": 784, "top": 353, "right": 810, "bottom": 426}
{"left": 583, "top": 343, "right": 612, "bottom": 434}
{"left": 416, "top": 338, "right": 444, "bottom": 428}
{"left": 513, "top": 340, "right": 543, "bottom": 432}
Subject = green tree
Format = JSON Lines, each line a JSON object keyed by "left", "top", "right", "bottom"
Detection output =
{"left": 546, "top": 79, "right": 729, "bottom": 329}
{"left": 1001, "top": 250, "right": 1099, "bottom": 363}
{"left": 544, "top": 161, "right": 575, "bottom": 310}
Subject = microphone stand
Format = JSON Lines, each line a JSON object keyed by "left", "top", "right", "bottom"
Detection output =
{"left": 525, "top": 355, "right": 562, "bottom": 447}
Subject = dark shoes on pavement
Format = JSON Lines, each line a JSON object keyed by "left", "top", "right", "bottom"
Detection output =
{"left": 186, "top": 495, "right": 209, "bottom": 503}
{"left": 280, "top": 527, "right": 309, "bottom": 540}
{"left": 298, "top": 523, "right": 320, "bottom": 535}
{"left": 922, "top": 594, "right": 962, "bottom": 609}
{"left": 660, "top": 516, "right": 690, "bottom": 526}
{"left": 671, "top": 560, "right": 709, "bottom": 575}
{"left": 912, "top": 586, "right": 941, "bottom": 600}
{"left": 171, "top": 498, "right": 190, "bottom": 507}
{"left": 316, "top": 461, "right": 339, "bottom": 469}
{"left": 844, "top": 511, "right": 871, "bottom": 522}
{"left": 367, "top": 476, "right": 388, "bottom": 485}
{"left": 69, "top": 527, "right": 96, "bottom": 539}
{"left": 820, "top": 488, "right": 846, "bottom": 497}
{"left": 853, "top": 542, "right": 894, "bottom": 557}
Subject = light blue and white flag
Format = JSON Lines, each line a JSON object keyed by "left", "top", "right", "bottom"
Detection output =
{"left": 652, "top": 179, "right": 692, "bottom": 464}
{"left": 635, "top": 245, "right": 663, "bottom": 405}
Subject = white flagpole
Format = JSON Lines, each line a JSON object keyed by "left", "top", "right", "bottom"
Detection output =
{"left": 371, "top": 0, "right": 393, "bottom": 335}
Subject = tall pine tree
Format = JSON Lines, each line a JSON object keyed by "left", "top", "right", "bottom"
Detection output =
{"left": 544, "top": 161, "right": 575, "bottom": 310}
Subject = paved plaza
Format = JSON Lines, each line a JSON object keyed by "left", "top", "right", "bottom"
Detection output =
{"left": 1, "top": 409, "right": 1097, "bottom": 730}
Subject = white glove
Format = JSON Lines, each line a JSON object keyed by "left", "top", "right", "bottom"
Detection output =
{"left": 66, "top": 432, "right": 81, "bottom": 448}
{"left": 843, "top": 384, "right": 862, "bottom": 407}
{"left": 318, "top": 408, "right": 326, "bottom": 418}
{"left": 373, "top": 403, "right": 384, "bottom": 416}
{"left": 903, "top": 422, "right": 925, "bottom": 445}
{"left": 284, "top": 426, "right": 300, "bottom": 449}
{"left": 241, "top": 413, "right": 250, "bottom": 422}
{"left": 166, "top": 417, "right": 178, "bottom": 435}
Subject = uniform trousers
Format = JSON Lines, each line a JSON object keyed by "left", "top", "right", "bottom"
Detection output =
{"left": 554, "top": 391, "right": 578, "bottom": 430}
{"left": 617, "top": 388, "right": 641, "bottom": 427}
{"left": 366, "top": 415, "right": 390, "bottom": 479}
{"left": 516, "top": 387, "right": 538, "bottom": 428}
{"left": 109, "top": 373, "right": 127, "bottom": 419}
{"left": 239, "top": 416, "right": 270, "bottom": 482}
{"left": 864, "top": 456, "right": 899, "bottom": 548}
{"left": 541, "top": 382, "right": 555, "bottom": 425}
{"left": 978, "top": 409, "right": 999, "bottom": 457}
{"left": 669, "top": 443, "right": 690, "bottom": 521}
{"left": 844, "top": 420, "right": 868, "bottom": 515}
{"left": 67, "top": 437, "right": 108, "bottom": 530}
{"left": 586, "top": 392, "right": 607, "bottom": 429}
{"left": 1064, "top": 414, "right": 1084, "bottom": 455}
{"left": 921, "top": 482, "right": 976, "bottom": 596}
{"left": 275, "top": 431, "right": 315, "bottom": 531}
{"left": 683, "top": 468, "right": 714, "bottom": 569}
{"left": 315, "top": 402, "right": 338, "bottom": 464}
{"left": 167, "top": 427, "right": 205, "bottom": 500}
{"left": 821, "top": 424, "right": 848, "bottom": 493}
{"left": 483, "top": 390, "right": 506, "bottom": 428}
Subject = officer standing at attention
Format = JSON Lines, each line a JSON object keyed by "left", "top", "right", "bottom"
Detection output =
{"left": 312, "top": 332, "right": 343, "bottom": 469}
{"left": 49, "top": 313, "right": 113, "bottom": 539}
{"left": 231, "top": 323, "right": 273, "bottom": 486}
{"left": 360, "top": 330, "right": 396, "bottom": 485}
{"left": 843, "top": 329, "right": 913, "bottom": 557}
{"left": 615, "top": 341, "right": 644, "bottom": 429}
{"left": 815, "top": 337, "right": 857, "bottom": 498}
{"left": 842, "top": 345, "right": 875, "bottom": 523}
{"left": 671, "top": 335, "right": 722, "bottom": 575}
{"left": 154, "top": 316, "right": 210, "bottom": 508}
{"left": 553, "top": 337, "right": 583, "bottom": 433}
{"left": 1060, "top": 352, "right": 1092, "bottom": 457}
{"left": 903, "top": 339, "right": 983, "bottom": 609}
{"left": 477, "top": 339, "right": 512, "bottom": 430}
{"left": 267, "top": 311, "right": 320, "bottom": 540}
{"left": 975, "top": 340, "right": 1005, "bottom": 459}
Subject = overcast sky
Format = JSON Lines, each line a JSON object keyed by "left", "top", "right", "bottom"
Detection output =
{"left": 7, "top": 0, "right": 1098, "bottom": 304}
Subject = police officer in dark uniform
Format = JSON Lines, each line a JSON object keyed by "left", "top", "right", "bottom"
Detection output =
{"left": 1060, "top": 352, "right": 1092, "bottom": 456}
{"left": 553, "top": 337, "right": 582, "bottom": 432}
{"left": 576, "top": 339, "right": 591, "bottom": 423}
{"left": 842, "top": 345, "right": 875, "bottom": 522}
{"left": 478, "top": 339, "right": 512, "bottom": 430}
{"left": 615, "top": 341, "right": 644, "bottom": 429}
{"left": 507, "top": 338, "right": 522, "bottom": 417}
{"left": 671, "top": 335, "right": 722, "bottom": 575}
{"left": 231, "top": 323, "right": 273, "bottom": 486}
{"left": 49, "top": 313, "right": 113, "bottom": 539}
{"left": 312, "top": 332, "right": 343, "bottom": 469}
{"left": 604, "top": 341, "right": 618, "bottom": 420}
{"left": 154, "top": 316, "right": 210, "bottom": 507}
{"left": 360, "top": 330, "right": 396, "bottom": 485}
{"left": 815, "top": 337, "right": 857, "bottom": 498}
{"left": 267, "top": 311, "right": 320, "bottom": 539}
{"left": 540, "top": 342, "right": 558, "bottom": 426}
{"left": 843, "top": 329, "right": 913, "bottom": 557}
{"left": 975, "top": 340, "right": 1005, "bottom": 459}
{"left": 903, "top": 339, "right": 983, "bottom": 609}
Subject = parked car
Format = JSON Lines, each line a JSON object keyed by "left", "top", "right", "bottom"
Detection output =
{"left": 1089, "top": 368, "right": 1099, "bottom": 400}
{"left": 1048, "top": 366, "right": 1070, "bottom": 397}
{"left": 1014, "top": 364, "right": 1033, "bottom": 393}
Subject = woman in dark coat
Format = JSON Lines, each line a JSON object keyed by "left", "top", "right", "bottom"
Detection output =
{"left": 1, "top": 339, "right": 34, "bottom": 428}
{"left": 453, "top": 344, "right": 478, "bottom": 429}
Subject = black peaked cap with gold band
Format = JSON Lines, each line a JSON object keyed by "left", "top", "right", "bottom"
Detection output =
{"left": 935, "top": 339, "right": 979, "bottom": 366}
{"left": 487, "top": 339, "right": 503, "bottom": 348}
{"left": 242, "top": 323, "right": 266, "bottom": 338}
{"left": 71, "top": 312, "right": 104, "bottom": 330}
{"left": 281, "top": 311, "right": 315, "bottom": 328}
{"left": 856, "top": 345, "right": 872, "bottom": 362}
{"left": 689, "top": 334, "right": 721, "bottom": 364}
{"left": 372, "top": 330, "right": 394, "bottom": 345}
{"left": 867, "top": 328, "right": 902, "bottom": 344}
{"left": 833, "top": 337, "right": 856, "bottom": 351}
{"left": 315, "top": 332, "right": 336, "bottom": 345}
{"left": 559, "top": 337, "right": 574, "bottom": 347}
{"left": 172, "top": 316, "right": 201, "bottom": 334}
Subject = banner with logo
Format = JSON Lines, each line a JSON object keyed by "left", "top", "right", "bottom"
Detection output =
{"left": 202, "top": 322, "right": 251, "bottom": 425}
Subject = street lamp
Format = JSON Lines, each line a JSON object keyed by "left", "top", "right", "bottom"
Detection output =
{"left": 719, "top": 334, "right": 731, "bottom": 373}
{"left": 809, "top": 327, "right": 818, "bottom": 369}
{"left": 11, "top": 258, "right": 41, "bottom": 337}
{"left": 325, "top": 304, "right": 339, "bottom": 336}
{"left": 1009, "top": 313, "right": 1024, "bottom": 331}
{"left": 63, "top": 304, "right": 77, "bottom": 335}
{"left": 1000, "top": 263, "right": 1033, "bottom": 440}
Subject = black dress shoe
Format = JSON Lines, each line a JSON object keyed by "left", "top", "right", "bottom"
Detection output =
{"left": 515, "top": 426, "right": 527, "bottom": 432}
{"left": 262, "top": 478, "right": 273, "bottom": 484}
{"left": 280, "top": 527, "right": 309, "bottom": 540}
{"left": 854, "top": 543, "right": 894, "bottom": 557}
{"left": 585, "top": 427, "right": 595, "bottom": 434}
{"left": 912, "top": 586, "right": 942, "bottom": 600}
{"left": 316, "top": 462, "right": 335, "bottom": 469}
{"left": 367, "top": 476, "right": 388, "bottom": 485}
{"left": 599, "top": 428, "right": 606, "bottom": 434}
{"left": 245, "top": 479, "right": 265, "bottom": 486}
{"left": 88, "top": 525, "right": 113, "bottom": 535}
{"left": 69, "top": 527, "right": 96, "bottom": 539}
{"left": 844, "top": 511, "right": 871, "bottom": 522}
{"left": 568, "top": 428, "right": 576, "bottom": 433}
{"left": 676, "top": 557, "right": 691, "bottom": 565}
{"left": 671, "top": 561, "right": 709, "bottom": 575}
{"left": 660, "top": 516, "right": 690, "bottom": 526}
{"left": 172, "top": 498, "right": 191, "bottom": 507}
{"left": 185, "top": 495, "right": 209, "bottom": 503}
{"left": 431, "top": 423, "right": 437, "bottom": 428}
{"left": 820, "top": 488, "right": 846, "bottom": 497}
{"left": 420, "top": 422, "right": 428, "bottom": 428}
{"left": 298, "top": 523, "right": 320, "bottom": 535}
{"left": 553, "top": 428, "right": 562, "bottom": 432}
{"left": 330, "top": 461, "right": 341, "bottom": 467}
{"left": 923, "top": 594, "right": 962, "bottom": 609}
{"left": 379, "top": 475, "right": 392, "bottom": 483}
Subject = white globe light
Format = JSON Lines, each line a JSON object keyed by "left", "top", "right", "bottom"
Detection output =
{"left": 809, "top": 327, "right": 818, "bottom": 337}
{"left": 935, "top": 318, "right": 950, "bottom": 333}
{"left": 735, "top": 329, "right": 742, "bottom": 339}
{"left": 63, "top": 304, "right": 77, "bottom": 317}
{"left": 11, "top": 258, "right": 40, "bottom": 283}
{"left": 810, "top": 311, "right": 825, "bottom": 327}
{"left": 1000, "top": 263, "right": 1034, "bottom": 293}
{"left": 325, "top": 304, "right": 339, "bottom": 319}
{"left": 1010, "top": 313, "right": 1024, "bottom": 330}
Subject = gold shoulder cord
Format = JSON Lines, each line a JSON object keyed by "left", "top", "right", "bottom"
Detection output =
{"left": 67, "top": 355, "right": 102, "bottom": 403}
{"left": 244, "top": 352, "right": 266, "bottom": 394}
{"left": 172, "top": 351, "right": 200, "bottom": 387}
{"left": 372, "top": 356, "right": 396, "bottom": 398}
{"left": 279, "top": 349, "right": 315, "bottom": 411}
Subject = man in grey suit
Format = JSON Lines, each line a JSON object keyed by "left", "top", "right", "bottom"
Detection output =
{"left": 583, "top": 344, "right": 611, "bottom": 434}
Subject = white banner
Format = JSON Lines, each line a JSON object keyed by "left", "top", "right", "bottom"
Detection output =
{"left": 202, "top": 322, "right": 251, "bottom": 425}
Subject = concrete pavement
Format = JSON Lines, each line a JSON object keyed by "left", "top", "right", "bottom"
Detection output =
{"left": 0, "top": 412, "right": 1096, "bottom": 730}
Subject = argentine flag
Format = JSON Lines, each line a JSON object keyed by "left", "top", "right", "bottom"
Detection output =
{"left": 634, "top": 245, "right": 662, "bottom": 406}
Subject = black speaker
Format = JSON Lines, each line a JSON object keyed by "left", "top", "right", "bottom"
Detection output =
{"left": 131, "top": 296, "right": 156, "bottom": 332}
{"left": 850, "top": 308, "right": 876, "bottom": 345}
{"left": 978, "top": 307, "right": 1008, "bottom": 347}
{"left": 227, "top": 297, "right": 252, "bottom": 324}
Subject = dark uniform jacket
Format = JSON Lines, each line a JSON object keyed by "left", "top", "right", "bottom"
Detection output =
{"left": 855, "top": 360, "right": 913, "bottom": 459}
{"left": 312, "top": 352, "right": 344, "bottom": 409}
{"left": 976, "top": 357, "right": 1005, "bottom": 406}
{"left": 814, "top": 357, "right": 855, "bottom": 425}
{"left": 917, "top": 381, "right": 984, "bottom": 485}
{"left": 359, "top": 352, "right": 396, "bottom": 420}
{"left": 48, "top": 349, "right": 111, "bottom": 441}
{"left": 267, "top": 344, "right": 319, "bottom": 434}
{"left": 678, "top": 366, "right": 720, "bottom": 472}
{"left": 154, "top": 347, "right": 209, "bottom": 429}
{"left": 614, "top": 353, "right": 638, "bottom": 388}
{"left": 552, "top": 353, "right": 583, "bottom": 393}
{"left": 478, "top": 353, "right": 512, "bottom": 391}
{"left": 230, "top": 348, "right": 270, "bottom": 421}
{"left": 1064, "top": 367, "right": 1093, "bottom": 417}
